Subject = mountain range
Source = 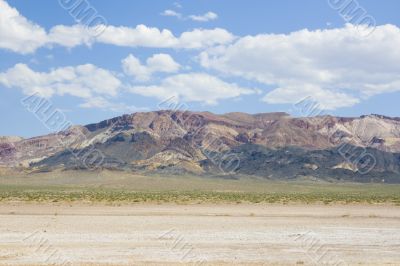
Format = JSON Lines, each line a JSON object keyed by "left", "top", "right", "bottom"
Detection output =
{"left": 1, "top": 111, "right": 400, "bottom": 183}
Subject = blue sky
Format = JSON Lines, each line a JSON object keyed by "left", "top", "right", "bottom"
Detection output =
{"left": 0, "top": 0, "right": 400, "bottom": 137}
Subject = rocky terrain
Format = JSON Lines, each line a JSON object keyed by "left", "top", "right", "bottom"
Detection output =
{"left": 1, "top": 111, "right": 400, "bottom": 182}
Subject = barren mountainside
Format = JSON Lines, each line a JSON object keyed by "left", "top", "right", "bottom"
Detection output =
{"left": 1, "top": 111, "right": 400, "bottom": 182}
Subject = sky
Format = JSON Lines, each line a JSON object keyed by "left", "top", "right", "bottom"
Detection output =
{"left": 0, "top": 0, "right": 400, "bottom": 137}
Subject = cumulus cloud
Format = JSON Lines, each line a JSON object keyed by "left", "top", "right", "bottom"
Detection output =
{"left": 189, "top": 12, "right": 218, "bottom": 22}
{"left": 96, "top": 24, "right": 179, "bottom": 48}
{"left": 200, "top": 24, "right": 400, "bottom": 110}
{"left": 122, "top": 53, "right": 180, "bottom": 81}
{"left": 48, "top": 24, "right": 94, "bottom": 48}
{"left": 0, "top": 62, "right": 152, "bottom": 111}
{"left": 95, "top": 25, "right": 234, "bottom": 49}
{"left": 48, "top": 23, "right": 181, "bottom": 49}
{"left": 129, "top": 73, "right": 257, "bottom": 105}
{"left": 179, "top": 28, "right": 234, "bottom": 49}
{"left": 0, "top": 0, "right": 233, "bottom": 53}
{"left": 0, "top": 63, "right": 121, "bottom": 100}
{"left": 0, "top": 0, "right": 47, "bottom": 54}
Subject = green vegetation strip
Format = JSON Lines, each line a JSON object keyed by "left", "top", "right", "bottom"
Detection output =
{"left": 1, "top": 185, "right": 400, "bottom": 204}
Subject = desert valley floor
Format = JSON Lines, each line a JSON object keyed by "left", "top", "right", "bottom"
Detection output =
{"left": 0, "top": 203, "right": 399, "bottom": 266}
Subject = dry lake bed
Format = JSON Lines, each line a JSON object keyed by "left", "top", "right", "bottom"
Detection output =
{"left": 0, "top": 203, "right": 399, "bottom": 265}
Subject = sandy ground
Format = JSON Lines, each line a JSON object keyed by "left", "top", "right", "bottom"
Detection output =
{"left": 0, "top": 203, "right": 399, "bottom": 265}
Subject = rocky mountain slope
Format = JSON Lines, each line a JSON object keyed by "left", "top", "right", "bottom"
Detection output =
{"left": 1, "top": 111, "right": 400, "bottom": 182}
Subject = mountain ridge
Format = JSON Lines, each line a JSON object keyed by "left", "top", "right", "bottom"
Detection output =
{"left": 1, "top": 111, "right": 400, "bottom": 183}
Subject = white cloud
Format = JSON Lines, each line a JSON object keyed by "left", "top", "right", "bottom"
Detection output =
{"left": 0, "top": 0, "right": 47, "bottom": 54}
{"left": 161, "top": 8, "right": 218, "bottom": 23}
{"left": 189, "top": 12, "right": 218, "bottom": 22}
{"left": 178, "top": 28, "right": 234, "bottom": 49}
{"left": 79, "top": 96, "right": 148, "bottom": 113}
{"left": 48, "top": 24, "right": 93, "bottom": 48}
{"left": 96, "top": 25, "right": 234, "bottom": 49}
{"left": 0, "top": 0, "right": 233, "bottom": 53}
{"left": 0, "top": 62, "right": 152, "bottom": 112}
{"left": 47, "top": 24, "right": 234, "bottom": 50}
{"left": 262, "top": 85, "right": 359, "bottom": 110}
{"left": 0, "top": 63, "right": 121, "bottom": 100}
{"left": 161, "top": 9, "right": 182, "bottom": 19}
{"left": 122, "top": 53, "right": 180, "bottom": 81}
{"left": 96, "top": 24, "right": 179, "bottom": 48}
{"left": 129, "top": 73, "right": 257, "bottom": 105}
{"left": 200, "top": 24, "right": 400, "bottom": 110}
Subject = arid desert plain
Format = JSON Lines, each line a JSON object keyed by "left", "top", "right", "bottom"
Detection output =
{"left": 0, "top": 203, "right": 400, "bottom": 265}
{"left": 0, "top": 172, "right": 399, "bottom": 265}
